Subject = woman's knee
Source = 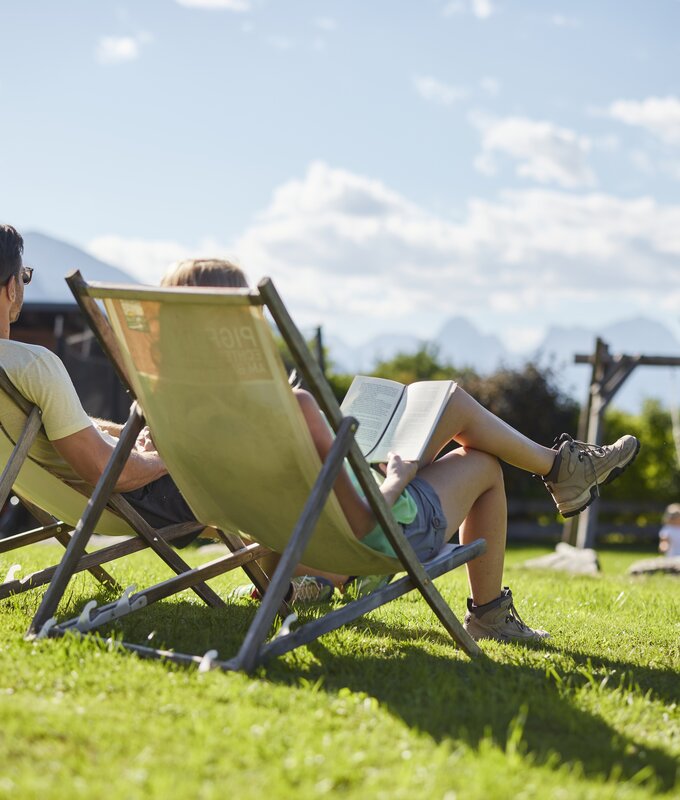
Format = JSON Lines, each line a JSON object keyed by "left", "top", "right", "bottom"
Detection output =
{"left": 420, "top": 446, "right": 502, "bottom": 495}
{"left": 462, "top": 447, "right": 504, "bottom": 489}
{"left": 294, "top": 387, "right": 315, "bottom": 410}
{"left": 294, "top": 389, "right": 322, "bottom": 430}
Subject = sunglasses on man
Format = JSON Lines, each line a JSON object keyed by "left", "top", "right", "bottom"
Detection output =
{"left": 2, "top": 266, "right": 32, "bottom": 287}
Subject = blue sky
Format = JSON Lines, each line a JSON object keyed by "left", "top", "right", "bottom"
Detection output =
{"left": 3, "top": 0, "right": 680, "bottom": 348}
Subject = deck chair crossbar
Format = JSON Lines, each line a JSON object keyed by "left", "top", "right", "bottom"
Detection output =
{"left": 28, "top": 271, "right": 485, "bottom": 670}
{"left": 40, "top": 536, "right": 476, "bottom": 673}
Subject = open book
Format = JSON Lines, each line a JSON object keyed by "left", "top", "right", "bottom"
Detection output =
{"left": 340, "top": 376, "right": 454, "bottom": 463}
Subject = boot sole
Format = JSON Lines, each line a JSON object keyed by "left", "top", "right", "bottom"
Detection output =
{"left": 464, "top": 625, "right": 551, "bottom": 642}
{"left": 559, "top": 438, "right": 641, "bottom": 518}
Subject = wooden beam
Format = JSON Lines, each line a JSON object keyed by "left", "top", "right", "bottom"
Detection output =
{"left": 575, "top": 354, "right": 680, "bottom": 367}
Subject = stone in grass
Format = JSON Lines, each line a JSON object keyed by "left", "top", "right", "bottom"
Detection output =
{"left": 521, "top": 542, "right": 600, "bottom": 575}
{"left": 627, "top": 555, "right": 680, "bottom": 576}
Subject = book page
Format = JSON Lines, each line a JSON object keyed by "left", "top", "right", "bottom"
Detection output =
{"left": 369, "top": 380, "right": 453, "bottom": 463}
{"left": 340, "top": 376, "right": 405, "bottom": 457}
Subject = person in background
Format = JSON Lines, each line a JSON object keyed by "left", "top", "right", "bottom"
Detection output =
{"left": 658, "top": 503, "right": 680, "bottom": 557}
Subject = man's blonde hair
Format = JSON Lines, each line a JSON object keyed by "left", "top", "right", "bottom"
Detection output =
{"left": 161, "top": 258, "right": 249, "bottom": 289}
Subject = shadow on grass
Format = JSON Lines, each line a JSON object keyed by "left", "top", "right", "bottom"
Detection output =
{"left": 68, "top": 593, "right": 678, "bottom": 794}
{"left": 274, "top": 619, "right": 678, "bottom": 793}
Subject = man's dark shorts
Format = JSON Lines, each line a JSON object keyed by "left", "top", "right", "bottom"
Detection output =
{"left": 122, "top": 474, "right": 200, "bottom": 547}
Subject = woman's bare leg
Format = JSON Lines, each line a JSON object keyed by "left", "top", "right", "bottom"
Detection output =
{"left": 254, "top": 552, "right": 347, "bottom": 588}
{"left": 420, "top": 385, "right": 556, "bottom": 475}
{"left": 418, "top": 448, "right": 507, "bottom": 606}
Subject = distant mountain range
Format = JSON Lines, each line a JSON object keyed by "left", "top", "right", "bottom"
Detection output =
{"left": 23, "top": 231, "right": 680, "bottom": 413}
{"left": 328, "top": 315, "right": 680, "bottom": 413}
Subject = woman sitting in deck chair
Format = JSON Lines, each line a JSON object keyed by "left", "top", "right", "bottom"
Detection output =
{"left": 157, "top": 256, "right": 641, "bottom": 643}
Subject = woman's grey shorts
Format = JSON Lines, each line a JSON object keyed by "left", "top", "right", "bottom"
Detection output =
{"left": 402, "top": 477, "right": 448, "bottom": 562}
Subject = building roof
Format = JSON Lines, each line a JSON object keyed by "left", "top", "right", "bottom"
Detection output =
{"left": 22, "top": 231, "right": 137, "bottom": 307}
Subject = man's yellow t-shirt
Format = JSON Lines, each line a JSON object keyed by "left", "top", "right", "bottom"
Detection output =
{"left": 0, "top": 340, "right": 92, "bottom": 482}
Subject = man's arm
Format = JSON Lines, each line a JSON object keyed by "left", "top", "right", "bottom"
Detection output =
{"left": 90, "top": 418, "right": 124, "bottom": 437}
{"left": 52, "top": 423, "right": 167, "bottom": 492}
{"left": 92, "top": 419, "right": 157, "bottom": 453}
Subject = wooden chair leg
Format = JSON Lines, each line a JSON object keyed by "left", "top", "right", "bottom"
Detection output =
{"left": 229, "top": 417, "right": 357, "bottom": 673}
{"left": 1, "top": 523, "right": 203, "bottom": 600}
{"left": 28, "top": 404, "right": 146, "bottom": 637}
{"left": 217, "top": 530, "right": 291, "bottom": 618}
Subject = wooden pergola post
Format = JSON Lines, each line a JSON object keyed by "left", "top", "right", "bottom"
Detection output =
{"left": 564, "top": 339, "right": 680, "bottom": 549}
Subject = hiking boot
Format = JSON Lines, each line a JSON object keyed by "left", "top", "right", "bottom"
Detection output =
{"left": 289, "top": 576, "right": 335, "bottom": 604}
{"left": 229, "top": 576, "right": 335, "bottom": 605}
{"left": 542, "top": 433, "right": 640, "bottom": 518}
{"left": 464, "top": 587, "right": 550, "bottom": 642}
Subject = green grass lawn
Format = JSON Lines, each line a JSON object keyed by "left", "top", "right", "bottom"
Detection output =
{"left": 0, "top": 541, "right": 678, "bottom": 799}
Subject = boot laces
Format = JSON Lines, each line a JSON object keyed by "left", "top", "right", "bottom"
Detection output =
{"left": 505, "top": 601, "right": 530, "bottom": 631}
{"left": 554, "top": 434, "right": 603, "bottom": 496}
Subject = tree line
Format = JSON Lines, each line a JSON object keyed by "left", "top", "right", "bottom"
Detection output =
{"left": 324, "top": 344, "right": 680, "bottom": 516}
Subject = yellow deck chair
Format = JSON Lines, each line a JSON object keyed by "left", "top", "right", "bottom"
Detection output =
{"left": 30, "top": 272, "right": 485, "bottom": 671}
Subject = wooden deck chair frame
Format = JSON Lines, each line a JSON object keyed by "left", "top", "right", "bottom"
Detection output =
{"left": 28, "top": 272, "right": 486, "bottom": 670}
{"left": 0, "top": 358, "right": 271, "bottom": 612}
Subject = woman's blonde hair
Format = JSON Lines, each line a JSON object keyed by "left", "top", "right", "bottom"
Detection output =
{"left": 160, "top": 258, "right": 249, "bottom": 289}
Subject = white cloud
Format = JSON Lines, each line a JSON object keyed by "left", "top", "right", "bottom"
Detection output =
{"left": 607, "top": 96, "right": 680, "bottom": 146}
{"left": 443, "top": 0, "right": 495, "bottom": 19}
{"left": 87, "top": 236, "right": 217, "bottom": 285}
{"left": 232, "top": 164, "right": 680, "bottom": 333}
{"left": 472, "top": 0, "right": 495, "bottom": 18}
{"left": 413, "top": 76, "right": 466, "bottom": 106}
{"left": 95, "top": 36, "right": 143, "bottom": 65}
{"left": 471, "top": 114, "right": 595, "bottom": 188}
{"left": 176, "top": 0, "right": 250, "bottom": 10}
{"left": 89, "top": 162, "right": 680, "bottom": 345}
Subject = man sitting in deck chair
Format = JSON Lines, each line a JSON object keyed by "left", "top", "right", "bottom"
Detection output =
{"left": 1, "top": 223, "right": 640, "bottom": 642}
{"left": 0, "top": 225, "right": 211, "bottom": 564}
